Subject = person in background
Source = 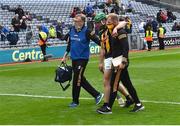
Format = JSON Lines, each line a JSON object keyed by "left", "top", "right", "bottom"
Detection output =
{"left": 15, "top": 5, "right": 24, "bottom": 19}
{"left": 85, "top": 3, "right": 94, "bottom": 17}
{"left": 145, "top": 26, "right": 153, "bottom": 51}
{"left": 20, "top": 16, "right": 27, "bottom": 30}
{"left": 125, "top": 16, "right": 132, "bottom": 34}
{"left": 7, "top": 27, "right": 19, "bottom": 45}
{"left": 111, "top": 3, "right": 120, "bottom": 15}
{"left": 38, "top": 26, "right": 48, "bottom": 61}
{"left": 172, "top": 22, "right": 178, "bottom": 31}
{"left": 70, "top": 7, "right": 82, "bottom": 18}
{"left": 160, "top": 11, "right": 168, "bottom": 23}
{"left": 119, "top": 4, "right": 126, "bottom": 14}
{"left": 113, "top": 0, "right": 120, "bottom": 5}
{"left": 151, "top": 18, "right": 158, "bottom": 32}
{"left": 157, "top": 10, "right": 162, "bottom": 23}
{"left": 127, "top": 0, "right": 134, "bottom": 13}
{"left": 157, "top": 24, "right": 166, "bottom": 50}
{"left": 106, "top": 0, "right": 113, "bottom": 6}
{"left": 103, "top": 4, "right": 109, "bottom": 15}
{"left": 144, "top": 19, "right": 152, "bottom": 33}
{"left": 171, "top": 22, "right": 180, "bottom": 31}
{"left": 37, "top": 24, "right": 49, "bottom": 36}
{"left": 138, "top": 20, "right": 146, "bottom": 33}
{"left": 87, "top": 17, "right": 94, "bottom": 32}
{"left": 56, "top": 21, "right": 63, "bottom": 39}
{"left": 49, "top": 25, "right": 56, "bottom": 39}
{"left": 167, "top": 9, "right": 176, "bottom": 22}
{"left": 0, "top": 24, "right": 10, "bottom": 41}
{"left": 25, "top": 12, "right": 32, "bottom": 21}
{"left": 11, "top": 14, "right": 21, "bottom": 32}
{"left": 26, "top": 25, "right": 33, "bottom": 45}
{"left": 75, "top": 7, "right": 82, "bottom": 14}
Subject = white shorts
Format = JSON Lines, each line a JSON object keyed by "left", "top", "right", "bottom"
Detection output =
{"left": 104, "top": 57, "right": 113, "bottom": 70}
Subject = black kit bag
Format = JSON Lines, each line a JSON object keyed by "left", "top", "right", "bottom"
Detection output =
{"left": 55, "top": 62, "right": 72, "bottom": 91}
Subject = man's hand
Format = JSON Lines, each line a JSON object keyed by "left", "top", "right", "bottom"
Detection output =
{"left": 112, "top": 21, "right": 127, "bottom": 37}
{"left": 99, "top": 63, "right": 104, "bottom": 73}
{"left": 112, "top": 27, "right": 118, "bottom": 37}
{"left": 61, "top": 52, "right": 69, "bottom": 63}
{"left": 61, "top": 56, "right": 67, "bottom": 63}
{"left": 118, "top": 63, "right": 126, "bottom": 70}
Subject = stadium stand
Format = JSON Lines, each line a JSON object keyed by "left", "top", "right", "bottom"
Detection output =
{"left": 0, "top": 0, "right": 180, "bottom": 49}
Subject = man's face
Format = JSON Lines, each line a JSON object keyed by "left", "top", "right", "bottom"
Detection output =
{"left": 106, "top": 17, "right": 118, "bottom": 31}
{"left": 15, "top": 14, "right": 19, "bottom": 19}
{"left": 100, "top": 19, "right": 106, "bottom": 25}
{"left": 95, "top": 19, "right": 106, "bottom": 30}
{"left": 106, "top": 17, "right": 113, "bottom": 25}
{"left": 73, "top": 16, "right": 84, "bottom": 31}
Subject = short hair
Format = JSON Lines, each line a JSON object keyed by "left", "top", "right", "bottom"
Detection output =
{"left": 119, "top": 16, "right": 125, "bottom": 21}
{"left": 74, "top": 14, "right": 86, "bottom": 22}
{"left": 107, "top": 13, "right": 119, "bottom": 23}
{"left": 15, "top": 14, "right": 19, "bottom": 17}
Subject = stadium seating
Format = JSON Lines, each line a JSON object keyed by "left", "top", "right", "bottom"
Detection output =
{"left": 0, "top": 0, "right": 180, "bottom": 48}
{"left": 0, "top": 0, "right": 98, "bottom": 48}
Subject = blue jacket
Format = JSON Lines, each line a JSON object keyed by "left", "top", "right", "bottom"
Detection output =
{"left": 41, "top": 25, "right": 49, "bottom": 35}
{"left": 86, "top": 5, "right": 93, "bottom": 14}
{"left": 7, "top": 31, "right": 19, "bottom": 45}
{"left": 67, "top": 26, "right": 100, "bottom": 60}
{"left": 70, "top": 26, "right": 90, "bottom": 60}
{"left": 0, "top": 27, "right": 9, "bottom": 34}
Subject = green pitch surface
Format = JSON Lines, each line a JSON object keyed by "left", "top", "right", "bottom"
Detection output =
{"left": 0, "top": 48, "right": 180, "bottom": 125}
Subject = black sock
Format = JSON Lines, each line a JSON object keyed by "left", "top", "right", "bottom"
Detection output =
{"left": 126, "top": 95, "right": 131, "bottom": 101}
{"left": 73, "top": 86, "right": 80, "bottom": 104}
{"left": 108, "top": 91, "right": 117, "bottom": 108}
{"left": 103, "top": 103, "right": 109, "bottom": 107}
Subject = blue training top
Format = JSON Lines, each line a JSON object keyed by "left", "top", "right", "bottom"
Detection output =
{"left": 69, "top": 26, "right": 90, "bottom": 60}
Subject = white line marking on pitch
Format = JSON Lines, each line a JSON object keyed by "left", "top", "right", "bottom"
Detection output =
{"left": 0, "top": 93, "right": 180, "bottom": 105}
{"left": 0, "top": 68, "right": 25, "bottom": 72}
{"left": 89, "top": 51, "right": 180, "bottom": 64}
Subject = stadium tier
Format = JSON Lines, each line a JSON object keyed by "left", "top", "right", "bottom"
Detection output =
{"left": 0, "top": 0, "right": 180, "bottom": 48}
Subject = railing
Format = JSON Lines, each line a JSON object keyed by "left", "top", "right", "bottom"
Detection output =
{"left": 128, "top": 33, "right": 180, "bottom": 50}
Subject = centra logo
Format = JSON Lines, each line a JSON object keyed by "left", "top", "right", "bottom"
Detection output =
{"left": 90, "top": 45, "right": 100, "bottom": 54}
{"left": 12, "top": 50, "right": 43, "bottom": 62}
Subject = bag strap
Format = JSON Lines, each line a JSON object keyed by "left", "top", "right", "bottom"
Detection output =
{"left": 60, "top": 62, "right": 69, "bottom": 70}
{"left": 59, "top": 81, "right": 71, "bottom": 91}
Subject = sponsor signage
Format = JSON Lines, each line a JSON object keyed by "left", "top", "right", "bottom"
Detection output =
{"left": 0, "top": 43, "right": 100, "bottom": 64}
{"left": 152, "top": 37, "right": 180, "bottom": 47}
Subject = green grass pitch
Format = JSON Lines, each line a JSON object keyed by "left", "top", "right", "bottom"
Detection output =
{"left": 0, "top": 48, "right": 180, "bottom": 125}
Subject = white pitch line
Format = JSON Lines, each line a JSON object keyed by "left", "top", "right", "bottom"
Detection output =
{"left": 0, "top": 93, "right": 89, "bottom": 99}
{"left": 0, "top": 93, "right": 180, "bottom": 105}
{"left": 89, "top": 51, "right": 180, "bottom": 64}
{"left": 0, "top": 68, "right": 25, "bottom": 72}
{"left": 141, "top": 100, "right": 180, "bottom": 105}
{"left": 129, "top": 51, "right": 180, "bottom": 59}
